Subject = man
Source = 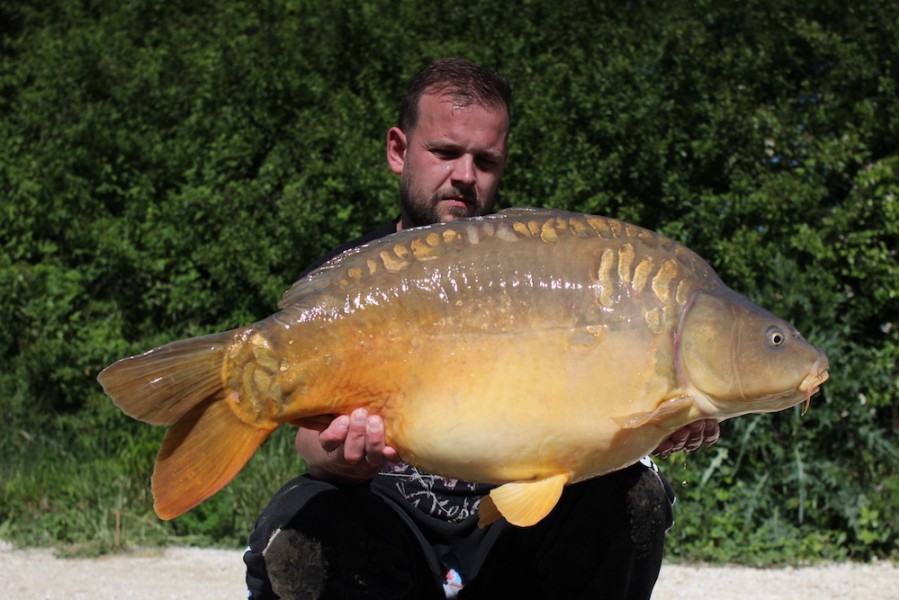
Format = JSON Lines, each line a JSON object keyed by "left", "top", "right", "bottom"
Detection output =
{"left": 245, "top": 57, "right": 719, "bottom": 599}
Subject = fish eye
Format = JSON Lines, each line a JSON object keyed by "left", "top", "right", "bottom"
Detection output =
{"left": 767, "top": 326, "right": 786, "bottom": 347}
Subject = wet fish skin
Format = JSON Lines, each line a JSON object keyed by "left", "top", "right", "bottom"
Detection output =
{"left": 98, "top": 207, "right": 829, "bottom": 526}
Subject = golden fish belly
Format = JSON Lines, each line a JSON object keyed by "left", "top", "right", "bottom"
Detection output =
{"left": 261, "top": 307, "right": 680, "bottom": 485}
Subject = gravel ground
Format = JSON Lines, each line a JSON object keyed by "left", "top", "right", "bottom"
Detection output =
{"left": 2, "top": 541, "right": 897, "bottom": 599}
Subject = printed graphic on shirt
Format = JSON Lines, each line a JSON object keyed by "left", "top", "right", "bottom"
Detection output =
{"left": 380, "top": 462, "right": 493, "bottom": 522}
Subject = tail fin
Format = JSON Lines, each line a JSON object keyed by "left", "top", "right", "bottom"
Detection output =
{"left": 98, "top": 329, "right": 275, "bottom": 519}
{"left": 153, "top": 397, "right": 275, "bottom": 520}
{"left": 98, "top": 331, "right": 235, "bottom": 425}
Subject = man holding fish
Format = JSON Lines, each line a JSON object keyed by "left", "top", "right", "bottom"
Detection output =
{"left": 244, "top": 57, "right": 720, "bottom": 599}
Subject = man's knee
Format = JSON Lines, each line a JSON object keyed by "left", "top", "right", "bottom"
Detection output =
{"left": 259, "top": 527, "right": 327, "bottom": 598}
{"left": 245, "top": 479, "right": 442, "bottom": 599}
{"left": 623, "top": 466, "right": 675, "bottom": 558}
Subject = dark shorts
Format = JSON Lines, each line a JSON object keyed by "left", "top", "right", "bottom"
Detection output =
{"left": 245, "top": 462, "right": 674, "bottom": 599}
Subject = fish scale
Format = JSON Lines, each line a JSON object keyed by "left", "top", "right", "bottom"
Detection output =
{"left": 98, "top": 207, "right": 829, "bottom": 526}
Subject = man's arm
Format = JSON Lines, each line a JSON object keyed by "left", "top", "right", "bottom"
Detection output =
{"left": 295, "top": 408, "right": 399, "bottom": 484}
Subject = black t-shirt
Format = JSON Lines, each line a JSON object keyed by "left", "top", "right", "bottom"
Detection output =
{"left": 298, "top": 219, "right": 401, "bottom": 277}
{"left": 299, "top": 218, "right": 494, "bottom": 522}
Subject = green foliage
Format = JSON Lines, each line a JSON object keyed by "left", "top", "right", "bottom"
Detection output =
{"left": 1, "top": 0, "right": 896, "bottom": 563}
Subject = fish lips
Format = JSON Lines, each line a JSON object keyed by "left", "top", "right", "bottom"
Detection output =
{"left": 798, "top": 353, "right": 830, "bottom": 414}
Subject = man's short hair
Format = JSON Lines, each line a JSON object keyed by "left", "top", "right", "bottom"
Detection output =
{"left": 398, "top": 57, "right": 511, "bottom": 133}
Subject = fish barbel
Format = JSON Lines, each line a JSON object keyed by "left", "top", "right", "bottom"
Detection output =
{"left": 98, "top": 208, "right": 829, "bottom": 526}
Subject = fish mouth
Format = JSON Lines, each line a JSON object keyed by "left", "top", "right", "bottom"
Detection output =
{"left": 798, "top": 354, "right": 830, "bottom": 415}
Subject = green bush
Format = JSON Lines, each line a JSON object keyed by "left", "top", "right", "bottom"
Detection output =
{"left": 1, "top": 0, "right": 896, "bottom": 561}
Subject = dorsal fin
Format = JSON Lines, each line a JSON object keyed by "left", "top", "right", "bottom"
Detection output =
{"left": 278, "top": 208, "right": 578, "bottom": 310}
{"left": 495, "top": 206, "right": 571, "bottom": 219}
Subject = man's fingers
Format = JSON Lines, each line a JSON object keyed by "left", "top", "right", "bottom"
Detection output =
{"left": 682, "top": 420, "right": 705, "bottom": 451}
{"left": 652, "top": 419, "right": 721, "bottom": 458}
{"left": 702, "top": 420, "right": 721, "bottom": 446}
{"left": 315, "top": 409, "right": 396, "bottom": 470}
{"left": 382, "top": 446, "right": 399, "bottom": 463}
{"left": 318, "top": 415, "right": 350, "bottom": 453}
{"left": 364, "top": 416, "right": 386, "bottom": 465}
{"left": 341, "top": 409, "right": 369, "bottom": 463}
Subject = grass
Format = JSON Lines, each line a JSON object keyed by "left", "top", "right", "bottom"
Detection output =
{"left": 0, "top": 419, "right": 302, "bottom": 556}
{"left": 2, "top": 407, "right": 897, "bottom": 563}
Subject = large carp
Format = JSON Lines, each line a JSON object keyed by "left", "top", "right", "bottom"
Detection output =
{"left": 99, "top": 208, "right": 829, "bottom": 526}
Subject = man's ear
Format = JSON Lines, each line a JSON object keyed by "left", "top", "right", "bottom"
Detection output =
{"left": 386, "top": 127, "right": 407, "bottom": 175}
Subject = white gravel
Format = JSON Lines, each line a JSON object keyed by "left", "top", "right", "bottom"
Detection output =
{"left": 2, "top": 541, "right": 897, "bottom": 599}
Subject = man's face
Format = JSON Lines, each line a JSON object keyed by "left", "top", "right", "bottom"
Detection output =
{"left": 387, "top": 92, "right": 509, "bottom": 228}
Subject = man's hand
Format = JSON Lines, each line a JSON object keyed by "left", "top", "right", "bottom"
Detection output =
{"left": 652, "top": 419, "right": 720, "bottom": 459}
{"left": 295, "top": 408, "right": 399, "bottom": 484}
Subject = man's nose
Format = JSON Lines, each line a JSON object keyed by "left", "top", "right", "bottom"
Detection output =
{"left": 450, "top": 155, "right": 476, "bottom": 187}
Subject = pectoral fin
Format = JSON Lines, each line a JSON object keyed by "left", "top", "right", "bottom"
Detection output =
{"left": 613, "top": 396, "right": 695, "bottom": 430}
{"left": 478, "top": 473, "right": 569, "bottom": 528}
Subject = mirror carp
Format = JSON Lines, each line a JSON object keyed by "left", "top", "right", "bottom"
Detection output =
{"left": 99, "top": 208, "right": 829, "bottom": 526}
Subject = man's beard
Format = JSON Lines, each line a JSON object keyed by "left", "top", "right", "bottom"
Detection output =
{"left": 399, "top": 178, "right": 486, "bottom": 228}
